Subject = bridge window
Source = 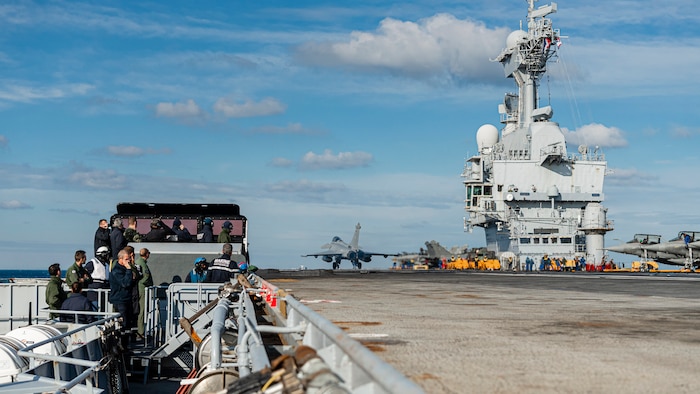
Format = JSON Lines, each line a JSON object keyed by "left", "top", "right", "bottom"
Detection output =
{"left": 519, "top": 238, "right": 531, "bottom": 244}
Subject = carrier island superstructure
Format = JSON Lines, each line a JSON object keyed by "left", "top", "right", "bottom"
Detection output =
{"left": 462, "top": 1, "right": 613, "bottom": 267}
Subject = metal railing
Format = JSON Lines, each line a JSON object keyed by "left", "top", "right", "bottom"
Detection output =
{"left": 257, "top": 276, "right": 425, "bottom": 394}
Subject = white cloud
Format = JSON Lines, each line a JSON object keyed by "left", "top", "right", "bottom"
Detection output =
{"left": 213, "top": 97, "right": 286, "bottom": 118}
{"left": 0, "top": 200, "right": 32, "bottom": 209}
{"left": 270, "top": 157, "right": 294, "bottom": 168}
{"left": 0, "top": 83, "right": 93, "bottom": 103}
{"left": 669, "top": 125, "right": 700, "bottom": 138}
{"left": 265, "top": 179, "right": 346, "bottom": 194}
{"left": 106, "top": 145, "right": 172, "bottom": 157}
{"left": 606, "top": 167, "right": 658, "bottom": 187}
{"left": 155, "top": 99, "right": 203, "bottom": 119}
{"left": 296, "top": 14, "right": 508, "bottom": 83}
{"left": 300, "top": 149, "right": 373, "bottom": 170}
{"left": 250, "top": 122, "right": 320, "bottom": 135}
{"left": 0, "top": 135, "right": 7, "bottom": 147}
{"left": 562, "top": 123, "right": 627, "bottom": 148}
{"left": 67, "top": 169, "right": 128, "bottom": 190}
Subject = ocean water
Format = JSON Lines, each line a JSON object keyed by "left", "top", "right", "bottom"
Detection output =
{"left": 0, "top": 269, "right": 49, "bottom": 282}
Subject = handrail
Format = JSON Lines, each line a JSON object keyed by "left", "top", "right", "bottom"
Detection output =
{"left": 256, "top": 276, "right": 425, "bottom": 394}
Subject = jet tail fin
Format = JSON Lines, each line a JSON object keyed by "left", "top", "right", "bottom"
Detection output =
{"left": 425, "top": 240, "right": 451, "bottom": 258}
{"left": 350, "top": 223, "right": 361, "bottom": 248}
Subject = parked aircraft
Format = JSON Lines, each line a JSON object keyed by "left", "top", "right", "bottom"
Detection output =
{"left": 302, "top": 223, "right": 397, "bottom": 269}
{"left": 393, "top": 241, "right": 469, "bottom": 268}
{"left": 643, "top": 231, "right": 700, "bottom": 256}
{"left": 606, "top": 232, "right": 700, "bottom": 268}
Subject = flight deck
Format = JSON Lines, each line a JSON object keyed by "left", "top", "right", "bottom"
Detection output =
{"left": 265, "top": 269, "right": 700, "bottom": 394}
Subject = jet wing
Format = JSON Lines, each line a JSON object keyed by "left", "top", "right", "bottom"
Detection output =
{"left": 301, "top": 251, "right": 343, "bottom": 258}
{"left": 361, "top": 251, "right": 400, "bottom": 258}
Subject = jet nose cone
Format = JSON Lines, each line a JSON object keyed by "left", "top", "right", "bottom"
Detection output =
{"left": 605, "top": 243, "right": 637, "bottom": 254}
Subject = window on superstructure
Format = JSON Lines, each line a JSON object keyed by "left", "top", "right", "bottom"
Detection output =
{"left": 561, "top": 238, "right": 572, "bottom": 244}
{"left": 466, "top": 187, "right": 472, "bottom": 207}
{"left": 551, "top": 237, "right": 558, "bottom": 244}
{"left": 484, "top": 185, "right": 492, "bottom": 196}
{"left": 473, "top": 185, "right": 482, "bottom": 195}
{"left": 542, "top": 238, "right": 549, "bottom": 244}
{"left": 533, "top": 238, "right": 540, "bottom": 244}
{"left": 519, "top": 238, "right": 531, "bottom": 244}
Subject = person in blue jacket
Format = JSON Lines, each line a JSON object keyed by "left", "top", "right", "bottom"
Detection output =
{"left": 109, "top": 249, "right": 135, "bottom": 331}
{"left": 60, "top": 282, "right": 96, "bottom": 323}
{"left": 185, "top": 257, "right": 209, "bottom": 283}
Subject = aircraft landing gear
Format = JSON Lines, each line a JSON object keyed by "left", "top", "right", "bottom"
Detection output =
{"left": 357, "top": 262, "right": 362, "bottom": 270}
{"left": 332, "top": 262, "right": 339, "bottom": 270}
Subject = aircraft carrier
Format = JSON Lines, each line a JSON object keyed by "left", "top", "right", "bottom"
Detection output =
{"left": 462, "top": 1, "right": 613, "bottom": 268}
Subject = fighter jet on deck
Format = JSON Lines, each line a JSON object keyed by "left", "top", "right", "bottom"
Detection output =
{"left": 302, "top": 223, "right": 397, "bottom": 269}
{"left": 606, "top": 232, "right": 700, "bottom": 268}
{"left": 393, "top": 241, "right": 469, "bottom": 268}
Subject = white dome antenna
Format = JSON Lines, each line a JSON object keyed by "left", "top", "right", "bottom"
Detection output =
{"left": 476, "top": 124, "right": 499, "bottom": 154}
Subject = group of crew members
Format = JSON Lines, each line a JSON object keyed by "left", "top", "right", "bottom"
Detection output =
{"left": 523, "top": 254, "right": 618, "bottom": 271}
{"left": 94, "top": 216, "right": 236, "bottom": 256}
{"left": 45, "top": 216, "right": 249, "bottom": 343}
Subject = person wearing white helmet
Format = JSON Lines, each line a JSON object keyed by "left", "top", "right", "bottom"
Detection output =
{"left": 85, "top": 246, "right": 111, "bottom": 311}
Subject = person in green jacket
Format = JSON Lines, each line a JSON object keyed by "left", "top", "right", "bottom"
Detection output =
{"left": 218, "top": 221, "right": 233, "bottom": 243}
{"left": 133, "top": 248, "right": 154, "bottom": 338}
{"left": 65, "top": 250, "right": 92, "bottom": 288}
{"left": 46, "top": 263, "right": 67, "bottom": 319}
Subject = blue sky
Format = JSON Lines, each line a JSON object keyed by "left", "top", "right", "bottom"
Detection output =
{"left": 1, "top": 0, "right": 700, "bottom": 270}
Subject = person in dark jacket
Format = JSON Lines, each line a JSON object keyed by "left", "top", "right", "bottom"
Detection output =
{"left": 109, "top": 249, "right": 135, "bottom": 331}
{"left": 93, "top": 219, "right": 110, "bottom": 255}
{"left": 46, "top": 263, "right": 67, "bottom": 319}
{"left": 171, "top": 218, "right": 192, "bottom": 242}
{"left": 199, "top": 217, "right": 214, "bottom": 243}
{"left": 142, "top": 219, "right": 174, "bottom": 242}
{"left": 205, "top": 243, "right": 239, "bottom": 283}
{"left": 110, "top": 218, "right": 127, "bottom": 261}
{"left": 60, "top": 282, "right": 96, "bottom": 323}
{"left": 185, "top": 257, "right": 209, "bottom": 283}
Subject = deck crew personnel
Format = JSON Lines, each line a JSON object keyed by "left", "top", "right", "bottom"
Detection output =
{"left": 60, "top": 282, "right": 96, "bottom": 323}
{"left": 46, "top": 263, "right": 67, "bottom": 319}
{"left": 218, "top": 221, "right": 233, "bottom": 243}
{"left": 110, "top": 218, "right": 127, "bottom": 261}
{"left": 185, "top": 257, "right": 209, "bottom": 283}
{"left": 124, "top": 217, "right": 141, "bottom": 243}
{"left": 525, "top": 256, "right": 534, "bottom": 271}
{"left": 133, "top": 248, "right": 153, "bottom": 339}
{"left": 109, "top": 249, "right": 135, "bottom": 333}
{"left": 199, "top": 217, "right": 214, "bottom": 243}
{"left": 85, "top": 246, "right": 111, "bottom": 311}
{"left": 142, "top": 218, "right": 174, "bottom": 242}
{"left": 205, "top": 243, "right": 239, "bottom": 283}
{"left": 65, "top": 250, "right": 92, "bottom": 288}
{"left": 172, "top": 218, "right": 193, "bottom": 242}
{"left": 541, "top": 254, "right": 551, "bottom": 271}
{"left": 93, "top": 218, "right": 110, "bottom": 255}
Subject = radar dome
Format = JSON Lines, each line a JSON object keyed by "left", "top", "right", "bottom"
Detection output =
{"left": 506, "top": 30, "right": 528, "bottom": 49}
{"left": 476, "top": 124, "right": 499, "bottom": 153}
